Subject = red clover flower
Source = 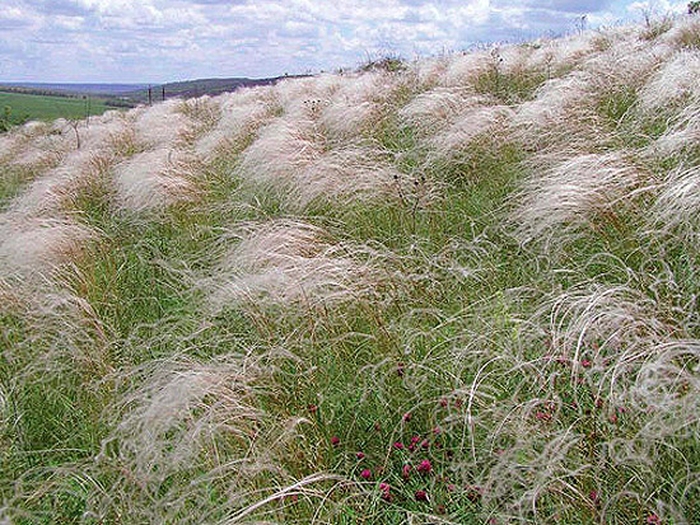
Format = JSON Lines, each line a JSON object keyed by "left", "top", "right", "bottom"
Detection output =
{"left": 417, "top": 459, "right": 432, "bottom": 475}
{"left": 414, "top": 489, "right": 428, "bottom": 501}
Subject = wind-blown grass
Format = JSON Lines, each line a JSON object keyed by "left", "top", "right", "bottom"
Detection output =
{"left": 1, "top": 12, "right": 699, "bottom": 525}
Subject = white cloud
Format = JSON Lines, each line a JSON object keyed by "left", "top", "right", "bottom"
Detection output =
{"left": 0, "top": 0, "right": 686, "bottom": 82}
{"left": 626, "top": 0, "right": 688, "bottom": 15}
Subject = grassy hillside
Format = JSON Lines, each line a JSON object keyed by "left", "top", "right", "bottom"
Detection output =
{"left": 119, "top": 76, "right": 302, "bottom": 104}
{"left": 0, "top": 91, "right": 115, "bottom": 125}
{"left": 1, "top": 14, "right": 699, "bottom": 524}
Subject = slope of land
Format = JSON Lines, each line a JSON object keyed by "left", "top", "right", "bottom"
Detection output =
{"left": 117, "top": 75, "right": 307, "bottom": 104}
{"left": 0, "top": 14, "right": 699, "bottom": 524}
{"left": 0, "top": 76, "right": 304, "bottom": 125}
{"left": 0, "top": 92, "right": 115, "bottom": 126}
{"left": 0, "top": 83, "right": 149, "bottom": 96}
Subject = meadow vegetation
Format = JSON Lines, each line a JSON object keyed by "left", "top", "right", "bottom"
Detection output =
{"left": 0, "top": 92, "right": 113, "bottom": 128}
{"left": 1, "top": 13, "right": 699, "bottom": 524}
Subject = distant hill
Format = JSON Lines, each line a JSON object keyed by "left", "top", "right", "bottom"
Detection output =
{"left": 0, "top": 83, "right": 149, "bottom": 97}
{"left": 0, "top": 75, "right": 311, "bottom": 129}
{"left": 118, "top": 75, "right": 308, "bottom": 103}
{"left": 0, "top": 76, "right": 308, "bottom": 105}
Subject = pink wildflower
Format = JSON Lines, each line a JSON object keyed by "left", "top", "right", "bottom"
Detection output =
{"left": 646, "top": 514, "right": 661, "bottom": 524}
{"left": 379, "top": 482, "right": 392, "bottom": 501}
{"left": 360, "top": 469, "right": 372, "bottom": 480}
{"left": 414, "top": 489, "right": 428, "bottom": 502}
{"left": 393, "top": 441, "right": 404, "bottom": 450}
{"left": 466, "top": 485, "right": 483, "bottom": 503}
{"left": 330, "top": 435, "right": 340, "bottom": 446}
{"left": 417, "top": 459, "right": 432, "bottom": 475}
{"left": 581, "top": 359, "right": 592, "bottom": 368}
{"left": 535, "top": 411, "right": 552, "bottom": 422}
{"left": 402, "top": 464, "right": 412, "bottom": 479}
{"left": 402, "top": 411, "right": 412, "bottom": 422}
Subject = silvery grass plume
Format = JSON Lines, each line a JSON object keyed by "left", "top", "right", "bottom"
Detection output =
{"left": 177, "top": 95, "right": 222, "bottom": 139}
{"left": 524, "top": 29, "right": 606, "bottom": 76}
{"left": 236, "top": 116, "right": 400, "bottom": 211}
{"left": 492, "top": 44, "right": 533, "bottom": 76}
{"left": 101, "top": 357, "right": 264, "bottom": 486}
{"left": 273, "top": 73, "right": 342, "bottom": 120}
{"left": 481, "top": 424, "right": 586, "bottom": 521}
{"left": 580, "top": 36, "right": 672, "bottom": 102}
{"left": 0, "top": 127, "right": 27, "bottom": 164}
{"left": 296, "top": 144, "right": 400, "bottom": 209}
{"left": 659, "top": 11, "right": 700, "bottom": 49}
{"left": 545, "top": 279, "right": 698, "bottom": 406}
{"left": 652, "top": 102, "right": 700, "bottom": 158}
{"left": 408, "top": 54, "right": 451, "bottom": 91}
{"left": 0, "top": 216, "right": 95, "bottom": 283}
{"left": 440, "top": 48, "right": 500, "bottom": 88}
{"left": 544, "top": 283, "right": 671, "bottom": 377}
{"left": 8, "top": 149, "right": 112, "bottom": 217}
{"left": 131, "top": 98, "right": 201, "bottom": 149}
{"left": 511, "top": 71, "right": 605, "bottom": 152}
{"left": 0, "top": 132, "right": 14, "bottom": 158}
{"left": 511, "top": 152, "right": 645, "bottom": 247}
{"left": 473, "top": 280, "right": 698, "bottom": 521}
{"left": 650, "top": 165, "right": 700, "bottom": 245}
{"left": 637, "top": 49, "right": 700, "bottom": 115}
{"left": 318, "top": 70, "right": 404, "bottom": 141}
{"left": 428, "top": 103, "right": 515, "bottom": 160}
{"left": 113, "top": 148, "right": 200, "bottom": 213}
{"left": 234, "top": 116, "right": 324, "bottom": 200}
{"left": 95, "top": 356, "right": 272, "bottom": 520}
{"left": 194, "top": 87, "right": 279, "bottom": 161}
{"left": 7, "top": 120, "right": 74, "bottom": 174}
{"left": 3, "top": 110, "right": 140, "bottom": 217}
{"left": 398, "top": 89, "right": 494, "bottom": 137}
{"left": 4, "top": 282, "right": 111, "bottom": 374}
{"left": 74, "top": 109, "right": 135, "bottom": 151}
{"left": 544, "top": 283, "right": 700, "bottom": 483}
{"left": 207, "top": 219, "right": 386, "bottom": 314}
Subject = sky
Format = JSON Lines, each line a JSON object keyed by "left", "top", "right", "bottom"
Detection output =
{"left": 0, "top": 0, "right": 691, "bottom": 84}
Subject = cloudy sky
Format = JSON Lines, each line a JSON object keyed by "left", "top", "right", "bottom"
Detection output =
{"left": 0, "top": 0, "right": 690, "bottom": 83}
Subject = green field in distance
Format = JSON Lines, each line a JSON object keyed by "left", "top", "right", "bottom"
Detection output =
{"left": 0, "top": 91, "right": 115, "bottom": 124}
